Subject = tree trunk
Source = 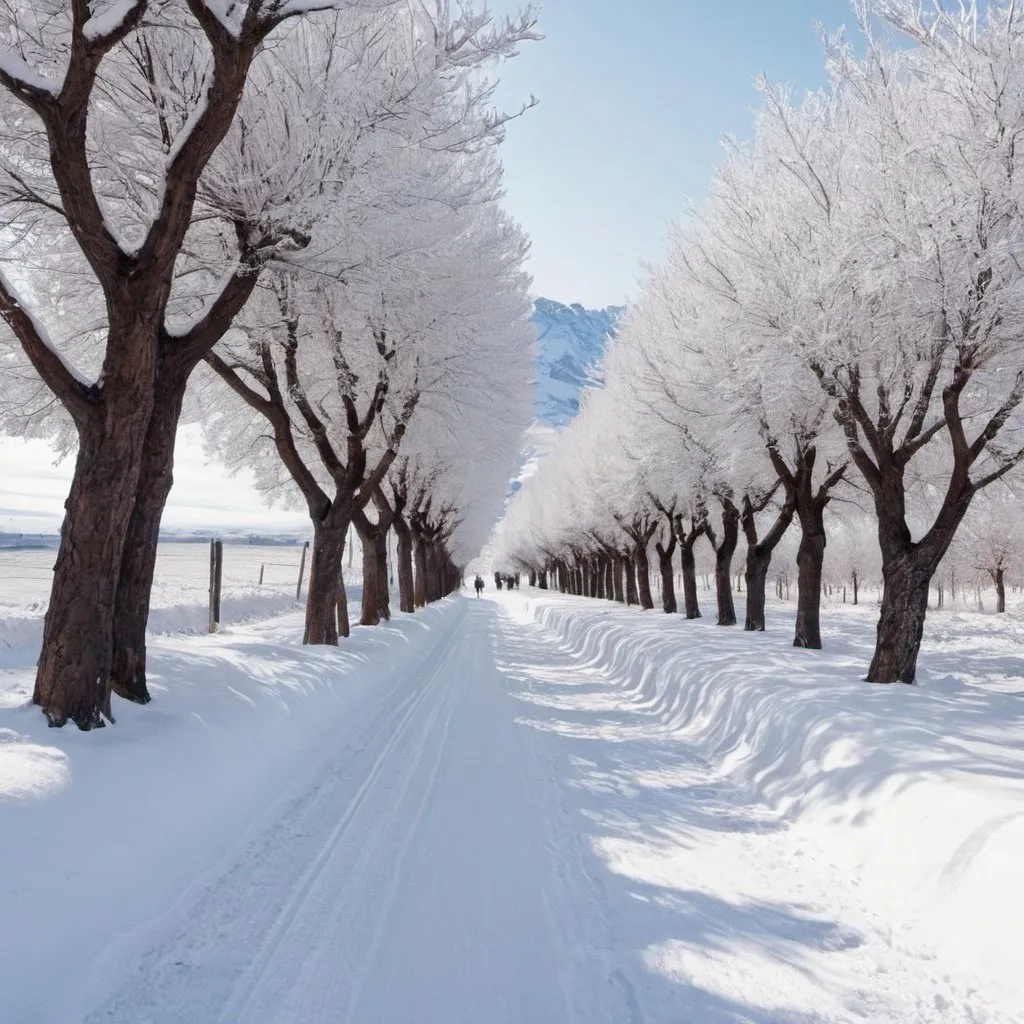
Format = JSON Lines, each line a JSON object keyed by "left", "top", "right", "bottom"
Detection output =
{"left": 657, "top": 546, "right": 677, "bottom": 614}
{"left": 991, "top": 568, "right": 1006, "bottom": 613}
{"left": 110, "top": 350, "right": 203, "bottom": 704}
{"left": 708, "top": 499, "right": 739, "bottom": 626}
{"left": 395, "top": 520, "right": 415, "bottom": 614}
{"left": 867, "top": 555, "right": 933, "bottom": 683}
{"left": 360, "top": 528, "right": 383, "bottom": 626}
{"left": 336, "top": 573, "right": 350, "bottom": 639}
{"left": 304, "top": 512, "right": 350, "bottom": 644}
{"left": 744, "top": 549, "right": 770, "bottom": 632}
{"left": 374, "top": 529, "right": 391, "bottom": 621}
{"left": 793, "top": 526, "right": 826, "bottom": 649}
{"left": 624, "top": 554, "right": 639, "bottom": 606}
{"left": 34, "top": 388, "right": 155, "bottom": 728}
{"left": 426, "top": 542, "right": 441, "bottom": 603}
{"left": 741, "top": 494, "right": 794, "bottom": 633}
{"left": 679, "top": 540, "right": 701, "bottom": 619}
{"left": 611, "top": 554, "right": 625, "bottom": 603}
{"left": 413, "top": 533, "right": 428, "bottom": 607}
{"left": 109, "top": 370, "right": 190, "bottom": 704}
{"left": 634, "top": 546, "right": 654, "bottom": 610}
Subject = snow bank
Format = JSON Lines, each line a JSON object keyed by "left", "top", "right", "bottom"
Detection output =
{"left": 508, "top": 591, "right": 1024, "bottom": 1015}
{"left": 0, "top": 599, "right": 461, "bottom": 1024}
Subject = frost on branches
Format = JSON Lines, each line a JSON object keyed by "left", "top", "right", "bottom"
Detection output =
{"left": 0, "top": 0, "right": 538, "bottom": 728}
{"left": 495, "top": 0, "right": 1024, "bottom": 685}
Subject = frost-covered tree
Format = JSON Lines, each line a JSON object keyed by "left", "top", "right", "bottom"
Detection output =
{"left": 0, "top": 0, "right": 400, "bottom": 727}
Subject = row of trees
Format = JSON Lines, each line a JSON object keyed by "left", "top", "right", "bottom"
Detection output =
{"left": 495, "top": 0, "right": 1024, "bottom": 684}
{"left": 0, "top": 0, "right": 537, "bottom": 728}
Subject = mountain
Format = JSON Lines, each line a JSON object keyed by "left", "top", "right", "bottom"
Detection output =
{"left": 531, "top": 298, "right": 624, "bottom": 427}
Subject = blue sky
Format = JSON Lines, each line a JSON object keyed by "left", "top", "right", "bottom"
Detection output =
{"left": 489, "top": 0, "right": 859, "bottom": 308}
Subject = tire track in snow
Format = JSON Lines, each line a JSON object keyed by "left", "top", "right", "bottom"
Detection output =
{"left": 216, "top": 605, "right": 468, "bottom": 1024}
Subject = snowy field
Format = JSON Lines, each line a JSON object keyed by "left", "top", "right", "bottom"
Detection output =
{"left": 0, "top": 542, "right": 320, "bottom": 669}
{"left": 1, "top": 587, "right": 1022, "bottom": 1023}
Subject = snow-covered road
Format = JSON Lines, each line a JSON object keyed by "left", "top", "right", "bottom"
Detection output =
{"left": 74, "top": 593, "right": 1016, "bottom": 1024}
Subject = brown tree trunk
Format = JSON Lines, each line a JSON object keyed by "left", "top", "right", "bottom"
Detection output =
{"left": 742, "top": 493, "right": 794, "bottom": 633}
{"left": 707, "top": 498, "right": 739, "bottom": 626}
{"left": 304, "top": 511, "right": 350, "bottom": 644}
{"left": 378, "top": 530, "right": 391, "bottom": 620}
{"left": 793, "top": 519, "right": 826, "bottom": 649}
{"left": 867, "top": 555, "right": 932, "bottom": 683}
{"left": 624, "top": 554, "right": 639, "bottom": 606}
{"left": 744, "top": 550, "right": 770, "bottom": 632}
{"left": 395, "top": 519, "right": 415, "bottom": 614}
{"left": 656, "top": 540, "right": 678, "bottom": 614}
{"left": 991, "top": 567, "right": 1006, "bottom": 613}
{"left": 413, "top": 532, "right": 429, "bottom": 607}
{"left": 611, "top": 554, "right": 625, "bottom": 603}
{"left": 865, "top": 488, "right": 971, "bottom": 682}
{"left": 679, "top": 540, "right": 701, "bottom": 619}
{"left": 110, "top": 354, "right": 196, "bottom": 704}
{"left": 358, "top": 523, "right": 384, "bottom": 626}
{"left": 634, "top": 545, "right": 654, "bottom": 610}
{"left": 34, "top": 383, "right": 155, "bottom": 728}
{"left": 336, "top": 574, "right": 350, "bottom": 639}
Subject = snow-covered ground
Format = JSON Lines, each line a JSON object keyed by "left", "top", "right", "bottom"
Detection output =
{"left": 1, "top": 587, "right": 1022, "bottom": 1023}
{"left": 0, "top": 543, "right": 318, "bottom": 669}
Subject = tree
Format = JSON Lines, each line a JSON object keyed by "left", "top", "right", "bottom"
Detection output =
{"left": 0, "top": 0, "right": 401, "bottom": 727}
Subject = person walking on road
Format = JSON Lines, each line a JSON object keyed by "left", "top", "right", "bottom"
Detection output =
{"left": 474, "top": 575, "right": 485, "bottom": 597}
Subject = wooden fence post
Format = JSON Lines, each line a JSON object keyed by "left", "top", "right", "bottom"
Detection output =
{"left": 209, "top": 539, "right": 223, "bottom": 633}
{"left": 258, "top": 563, "right": 265, "bottom": 586}
{"left": 296, "top": 540, "right": 309, "bottom": 601}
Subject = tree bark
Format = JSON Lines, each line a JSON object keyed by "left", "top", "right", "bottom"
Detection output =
{"left": 336, "top": 573, "right": 350, "bottom": 639}
{"left": 413, "top": 531, "right": 429, "bottom": 607}
{"left": 611, "top": 554, "right": 625, "bottom": 603}
{"left": 706, "top": 498, "right": 739, "bottom": 627}
{"left": 656, "top": 537, "right": 678, "bottom": 614}
{"left": 304, "top": 510, "right": 350, "bottom": 645}
{"left": 990, "top": 567, "right": 1006, "bottom": 613}
{"left": 360, "top": 532, "right": 383, "bottom": 626}
{"left": 867, "top": 556, "right": 932, "bottom": 683}
{"left": 624, "top": 554, "right": 639, "bottom": 606}
{"left": 741, "top": 490, "right": 794, "bottom": 632}
{"left": 109, "top": 345, "right": 208, "bottom": 703}
{"left": 34, "top": 392, "right": 154, "bottom": 728}
{"left": 634, "top": 545, "right": 654, "bottom": 610}
{"left": 793, "top": 526, "right": 826, "bottom": 649}
{"left": 395, "top": 519, "right": 415, "bottom": 614}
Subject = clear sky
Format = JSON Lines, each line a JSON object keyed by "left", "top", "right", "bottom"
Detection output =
{"left": 489, "top": 0, "right": 858, "bottom": 308}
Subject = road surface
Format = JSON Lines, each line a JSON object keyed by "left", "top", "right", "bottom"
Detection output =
{"left": 85, "top": 595, "right": 1002, "bottom": 1024}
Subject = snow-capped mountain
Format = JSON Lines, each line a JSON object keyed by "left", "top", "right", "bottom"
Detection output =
{"left": 532, "top": 298, "right": 624, "bottom": 426}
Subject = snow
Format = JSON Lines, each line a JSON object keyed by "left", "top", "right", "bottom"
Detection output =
{"left": 0, "top": 48, "right": 59, "bottom": 96}
{"left": 0, "top": 542, "right": 311, "bottom": 661}
{"left": 1, "top": 583, "right": 1022, "bottom": 1022}
{"left": 0, "top": 270, "right": 94, "bottom": 388}
{"left": 82, "top": 0, "right": 141, "bottom": 42}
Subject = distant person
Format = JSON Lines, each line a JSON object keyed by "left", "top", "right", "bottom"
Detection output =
{"left": 514, "top": 572, "right": 521, "bottom": 590}
{"left": 474, "top": 574, "right": 484, "bottom": 597}
{"left": 494, "top": 571, "right": 503, "bottom": 591}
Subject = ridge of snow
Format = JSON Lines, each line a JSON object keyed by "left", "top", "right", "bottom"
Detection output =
{"left": 83, "top": 0, "right": 141, "bottom": 41}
